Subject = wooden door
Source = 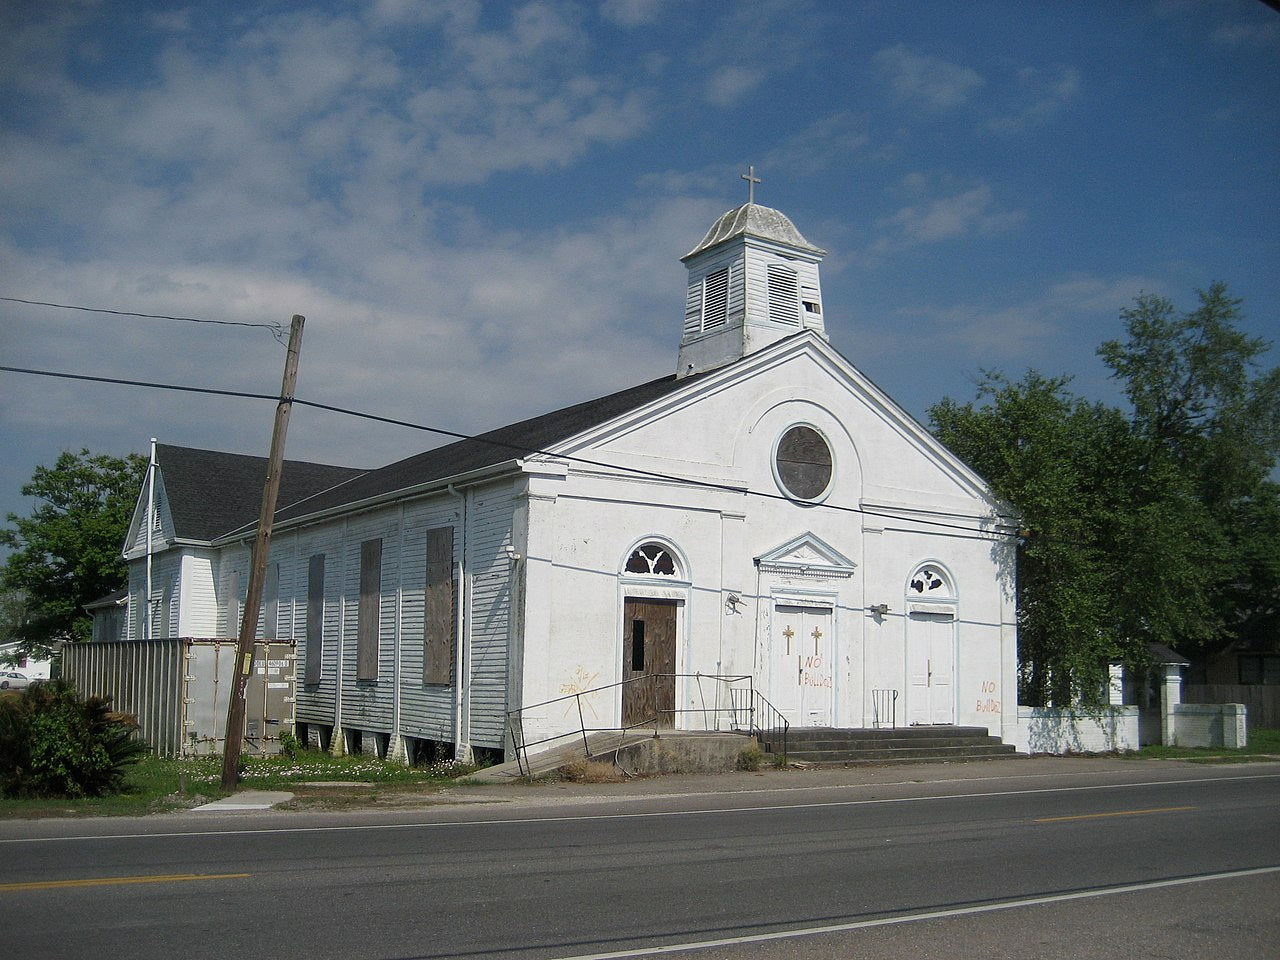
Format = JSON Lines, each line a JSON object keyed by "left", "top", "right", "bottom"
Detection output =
{"left": 622, "top": 599, "right": 677, "bottom": 727}
{"left": 773, "top": 603, "right": 834, "bottom": 727}
{"left": 907, "top": 612, "right": 955, "bottom": 724}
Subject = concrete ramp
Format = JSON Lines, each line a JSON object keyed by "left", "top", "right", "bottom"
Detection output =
{"left": 465, "top": 730, "right": 755, "bottom": 783}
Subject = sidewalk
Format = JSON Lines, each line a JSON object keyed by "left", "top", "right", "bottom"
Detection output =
{"left": 191, "top": 754, "right": 1277, "bottom": 813}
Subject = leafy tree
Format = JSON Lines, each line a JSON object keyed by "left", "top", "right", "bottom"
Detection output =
{"left": 0, "top": 589, "right": 28, "bottom": 654}
{"left": 930, "top": 284, "right": 1277, "bottom": 706}
{"left": 1, "top": 450, "right": 146, "bottom": 657}
{"left": 1100, "top": 283, "right": 1280, "bottom": 656}
{"left": 931, "top": 372, "right": 1137, "bottom": 705}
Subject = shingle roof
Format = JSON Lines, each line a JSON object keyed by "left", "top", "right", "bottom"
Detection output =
{"left": 157, "top": 444, "right": 366, "bottom": 541}
{"left": 273, "top": 370, "right": 702, "bottom": 523}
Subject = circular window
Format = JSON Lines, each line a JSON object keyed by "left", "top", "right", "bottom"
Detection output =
{"left": 775, "top": 425, "right": 833, "bottom": 500}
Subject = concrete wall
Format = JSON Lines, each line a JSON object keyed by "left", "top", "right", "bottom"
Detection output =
{"left": 1013, "top": 706, "right": 1140, "bottom": 754}
{"left": 1173, "top": 703, "right": 1248, "bottom": 749}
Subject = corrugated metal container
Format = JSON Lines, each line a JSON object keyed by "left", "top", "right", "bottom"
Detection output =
{"left": 61, "top": 638, "right": 295, "bottom": 757}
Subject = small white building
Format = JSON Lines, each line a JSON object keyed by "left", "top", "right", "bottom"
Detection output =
{"left": 115, "top": 199, "right": 1020, "bottom": 761}
{"left": 0, "top": 641, "right": 53, "bottom": 681}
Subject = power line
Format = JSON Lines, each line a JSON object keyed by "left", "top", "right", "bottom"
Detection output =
{"left": 0, "top": 296, "right": 286, "bottom": 343}
{"left": 0, "top": 363, "right": 1020, "bottom": 541}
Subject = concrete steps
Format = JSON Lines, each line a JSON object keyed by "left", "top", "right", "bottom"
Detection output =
{"left": 772, "top": 725, "right": 1022, "bottom": 764}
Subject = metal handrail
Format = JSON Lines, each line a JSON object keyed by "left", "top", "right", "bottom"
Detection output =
{"left": 506, "top": 672, "right": 788, "bottom": 776}
{"left": 872, "top": 688, "right": 898, "bottom": 729}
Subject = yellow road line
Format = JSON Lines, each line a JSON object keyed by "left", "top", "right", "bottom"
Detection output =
{"left": 1035, "top": 805, "right": 1196, "bottom": 823}
{"left": 0, "top": 872, "right": 250, "bottom": 892}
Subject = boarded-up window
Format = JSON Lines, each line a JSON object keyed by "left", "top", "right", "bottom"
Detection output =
{"left": 305, "top": 554, "right": 324, "bottom": 684}
{"left": 264, "top": 562, "right": 279, "bottom": 640}
{"left": 424, "top": 526, "right": 455, "bottom": 685}
{"left": 228, "top": 569, "right": 241, "bottom": 639}
{"left": 357, "top": 539, "right": 382, "bottom": 681}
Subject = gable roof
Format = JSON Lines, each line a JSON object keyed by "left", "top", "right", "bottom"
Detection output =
{"left": 156, "top": 443, "right": 366, "bottom": 541}
{"left": 272, "top": 370, "right": 706, "bottom": 524}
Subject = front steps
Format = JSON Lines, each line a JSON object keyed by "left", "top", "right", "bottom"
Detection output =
{"left": 772, "top": 725, "right": 1022, "bottom": 764}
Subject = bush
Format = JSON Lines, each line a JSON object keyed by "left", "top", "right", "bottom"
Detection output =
{"left": 0, "top": 680, "right": 149, "bottom": 798}
{"left": 737, "top": 745, "right": 764, "bottom": 771}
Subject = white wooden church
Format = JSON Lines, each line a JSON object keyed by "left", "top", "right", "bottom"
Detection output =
{"left": 116, "top": 195, "right": 1019, "bottom": 761}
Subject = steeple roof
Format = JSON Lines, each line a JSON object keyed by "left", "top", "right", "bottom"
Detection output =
{"left": 681, "top": 202, "right": 826, "bottom": 261}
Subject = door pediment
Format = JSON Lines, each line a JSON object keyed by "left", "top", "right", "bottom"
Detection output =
{"left": 756, "top": 532, "right": 856, "bottom": 579}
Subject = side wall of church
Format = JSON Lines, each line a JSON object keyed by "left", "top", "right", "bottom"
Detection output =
{"left": 128, "top": 480, "right": 518, "bottom": 757}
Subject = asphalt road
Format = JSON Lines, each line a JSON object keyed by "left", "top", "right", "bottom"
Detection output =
{"left": 1, "top": 760, "right": 1277, "bottom": 959}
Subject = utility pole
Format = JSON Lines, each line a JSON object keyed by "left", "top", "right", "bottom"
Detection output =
{"left": 221, "top": 314, "right": 305, "bottom": 792}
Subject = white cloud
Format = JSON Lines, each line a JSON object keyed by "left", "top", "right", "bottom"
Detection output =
{"left": 705, "top": 66, "right": 766, "bottom": 107}
{"left": 872, "top": 44, "right": 984, "bottom": 109}
{"left": 986, "top": 65, "right": 1080, "bottom": 133}
{"left": 873, "top": 184, "right": 1023, "bottom": 251}
{"left": 897, "top": 274, "right": 1163, "bottom": 360}
{"left": 600, "top": 0, "right": 665, "bottom": 27}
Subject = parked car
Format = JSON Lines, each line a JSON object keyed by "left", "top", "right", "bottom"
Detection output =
{"left": 0, "top": 671, "right": 30, "bottom": 690}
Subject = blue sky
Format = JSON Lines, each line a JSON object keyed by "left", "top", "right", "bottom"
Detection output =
{"left": 2, "top": 1, "right": 1278, "bottom": 545}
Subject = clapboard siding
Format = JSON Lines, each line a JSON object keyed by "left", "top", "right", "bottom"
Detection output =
{"left": 179, "top": 551, "right": 219, "bottom": 637}
{"left": 742, "top": 247, "right": 820, "bottom": 329}
{"left": 467, "top": 482, "right": 516, "bottom": 748}
{"left": 683, "top": 252, "right": 745, "bottom": 339}
{"left": 215, "top": 546, "right": 250, "bottom": 637}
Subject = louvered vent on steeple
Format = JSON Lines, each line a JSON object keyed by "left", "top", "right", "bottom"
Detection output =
{"left": 703, "top": 266, "right": 729, "bottom": 330}
{"left": 767, "top": 264, "right": 800, "bottom": 326}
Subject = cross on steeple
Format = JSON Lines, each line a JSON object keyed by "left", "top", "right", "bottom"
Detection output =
{"left": 741, "top": 165, "right": 762, "bottom": 204}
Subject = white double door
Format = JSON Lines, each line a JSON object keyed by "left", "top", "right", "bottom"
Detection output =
{"left": 771, "top": 603, "right": 834, "bottom": 727}
{"left": 907, "top": 611, "right": 955, "bottom": 724}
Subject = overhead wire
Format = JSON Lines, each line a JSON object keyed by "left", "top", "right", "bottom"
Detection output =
{"left": 0, "top": 363, "right": 1021, "bottom": 542}
{"left": 0, "top": 296, "right": 286, "bottom": 344}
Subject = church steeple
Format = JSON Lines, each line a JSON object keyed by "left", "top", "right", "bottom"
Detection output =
{"left": 677, "top": 178, "right": 827, "bottom": 378}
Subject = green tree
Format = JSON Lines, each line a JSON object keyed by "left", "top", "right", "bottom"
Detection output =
{"left": 931, "top": 372, "right": 1138, "bottom": 705}
{"left": 1, "top": 450, "right": 146, "bottom": 656}
{"left": 931, "top": 284, "right": 1279, "bottom": 705}
{"left": 1100, "top": 283, "right": 1280, "bottom": 657}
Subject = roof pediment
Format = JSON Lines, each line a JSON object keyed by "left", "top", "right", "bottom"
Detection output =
{"left": 756, "top": 532, "right": 856, "bottom": 579}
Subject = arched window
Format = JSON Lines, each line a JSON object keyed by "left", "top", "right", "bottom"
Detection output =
{"left": 625, "top": 542, "right": 679, "bottom": 577}
{"left": 908, "top": 564, "right": 954, "bottom": 598}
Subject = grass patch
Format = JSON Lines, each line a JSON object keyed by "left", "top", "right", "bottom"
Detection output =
{"left": 1130, "top": 726, "right": 1280, "bottom": 763}
{"left": 556, "top": 759, "right": 624, "bottom": 783}
{"left": 0, "top": 749, "right": 484, "bottom": 819}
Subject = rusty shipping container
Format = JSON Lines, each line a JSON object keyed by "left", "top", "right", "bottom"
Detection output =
{"left": 61, "top": 638, "right": 295, "bottom": 757}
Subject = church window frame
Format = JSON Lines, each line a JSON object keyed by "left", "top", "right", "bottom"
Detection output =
{"left": 904, "top": 560, "right": 959, "bottom": 617}
{"left": 772, "top": 423, "right": 835, "bottom": 503}
{"left": 624, "top": 542, "right": 682, "bottom": 578}
{"left": 908, "top": 563, "right": 954, "bottom": 599}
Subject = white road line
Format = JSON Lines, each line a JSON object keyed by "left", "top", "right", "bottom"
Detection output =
{"left": 550, "top": 866, "right": 1280, "bottom": 960}
{"left": 2, "top": 772, "right": 1277, "bottom": 844}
